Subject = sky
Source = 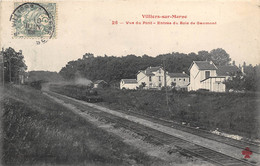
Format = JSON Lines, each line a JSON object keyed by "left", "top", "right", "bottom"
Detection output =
{"left": 1, "top": 0, "right": 260, "bottom": 72}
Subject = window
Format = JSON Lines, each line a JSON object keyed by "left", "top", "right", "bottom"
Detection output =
{"left": 179, "top": 78, "right": 181, "bottom": 81}
{"left": 159, "top": 83, "right": 162, "bottom": 87}
{"left": 159, "top": 76, "right": 161, "bottom": 81}
{"left": 184, "top": 79, "right": 185, "bottom": 81}
{"left": 174, "top": 79, "right": 176, "bottom": 81}
{"left": 149, "top": 76, "right": 152, "bottom": 81}
{"left": 205, "top": 71, "right": 210, "bottom": 79}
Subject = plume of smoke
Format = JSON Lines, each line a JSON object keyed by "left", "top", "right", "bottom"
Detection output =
{"left": 74, "top": 77, "right": 92, "bottom": 86}
{"left": 73, "top": 70, "right": 92, "bottom": 86}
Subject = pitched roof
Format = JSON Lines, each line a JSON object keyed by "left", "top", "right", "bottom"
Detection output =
{"left": 216, "top": 65, "right": 241, "bottom": 76}
{"left": 168, "top": 73, "right": 189, "bottom": 78}
{"left": 140, "top": 70, "right": 155, "bottom": 76}
{"left": 140, "top": 66, "right": 162, "bottom": 76}
{"left": 193, "top": 61, "right": 217, "bottom": 70}
{"left": 146, "top": 66, "right": 161, "bottom": 72}
{"left": 121, "top": 79, "right": 137, "bottom": 84}
{"left": 94, "top": 80, "right": 107, "bottom": 84}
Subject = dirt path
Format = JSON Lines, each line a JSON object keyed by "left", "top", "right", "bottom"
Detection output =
{"left": 44, "top": 91, "right": 259, "bottom": 165}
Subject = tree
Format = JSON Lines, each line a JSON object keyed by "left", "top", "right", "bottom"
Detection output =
{"left": 140, "top": 82, "right": 146, "bottom": 89}
{"left": 83, "top": 53, "right": 94, "bottom": 59}
{"left": 59, "top": 48, "right": 232, "bottom": 84}
{"left": 2, "top": 47, "right": 27, "bottom": 83}
{"left": 243, "top": 65, "right": 259, "bottom": 91}
{"left": 224, "top": 64, "right": 260, "bottom": 92}
{"left": 210, "top": 48, "right": 231, "bottom": 66}
{"left": 171, "top": 82, "right": 176, "bottom": 88}
{"left": 224, "top": 71, "right": 245, "bottom": 91}
{"left": 198, "top": 50, "right": 211, "bottom": 61}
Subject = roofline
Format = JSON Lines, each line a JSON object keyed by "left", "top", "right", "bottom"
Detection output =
{"left": 200, "top": 76, "right": 226, "bottom": 82}
{"left": 121, "top": 79, "right": 138, "bottom": 84}
{"left": 189, "top": 61, "right": 218, "bottom": 71}
{"left": 136, "top": 70, "right": 143, "bottom": 75}
{"left": 188, "top": 61, "right": 195, "bottom": 71}
{"left": 167, "top": 74, "right": 189, "bottom": 78}
{"left": 212, "top": 61, "right": 218, "bottom": 69}
{"left": 121, "top": 79, "right": 137, "bottom": 81}
{"left": 122, "top": 82, "right": 138, "bottom": 84}
{"left": 94, "top": 80, "right": 107, "bottom": 83}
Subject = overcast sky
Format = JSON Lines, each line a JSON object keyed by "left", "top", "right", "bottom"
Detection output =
{"left": 1, "top": 0, "right": 260, "bottom": 72}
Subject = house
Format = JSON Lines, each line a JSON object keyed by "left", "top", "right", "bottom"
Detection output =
{"left": 120, "top": 79, "right": 138, "bottom": 89}
{"left": 137, "top": 66, "right": 166, "bottom": 89}
{"left": 188, "top": 61, "right": 241, "bottom": 92}
{"left": 167, "top": 72, "right": 189, "bottom": 90}
{"left": 93, "top": 80, "right": 108, "bottom": 88}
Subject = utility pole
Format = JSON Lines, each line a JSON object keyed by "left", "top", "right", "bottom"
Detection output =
{"left": 9, "top": 58, "right": 11, "bottom": 83}
{"left": 1, "top": 48, "right": 4, "bottom": 87}
{"left": 163, "top": 57, "right": 169, "bottom": 111}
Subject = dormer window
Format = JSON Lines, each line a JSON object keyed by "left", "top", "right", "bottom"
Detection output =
{"left": 149, "top": 76, "right": 152, "bottom": 81}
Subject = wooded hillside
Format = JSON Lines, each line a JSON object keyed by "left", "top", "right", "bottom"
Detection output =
{"left": 59, "top": 48, "right": 230, "bottom": 82}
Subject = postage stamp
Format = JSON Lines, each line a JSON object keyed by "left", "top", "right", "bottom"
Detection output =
{"left": 10, "top": 2, "right": 56, "bottom": 39}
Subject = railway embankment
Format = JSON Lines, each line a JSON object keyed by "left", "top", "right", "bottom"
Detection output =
{"left": 2, "top": 85, "right": 173, "bottom": 165}
{"left": 96, "top": 89, "right": 260, "bottom": 140}
{"left": 45, "top": 90, "right": 260, "bottom": 165}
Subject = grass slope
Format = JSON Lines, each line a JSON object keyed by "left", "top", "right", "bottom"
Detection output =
{"left": 2, "top": 85, "right": 163, "bottom": 166}
{"left": 96, "top": 89, "right": 260, "bottom": 139}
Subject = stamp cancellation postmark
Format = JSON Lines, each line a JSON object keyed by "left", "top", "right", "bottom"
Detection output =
{"left": 10, "top": 2, "right": 56, "bottom": 39}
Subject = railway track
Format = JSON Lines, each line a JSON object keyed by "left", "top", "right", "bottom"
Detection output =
{"left": 110, "top": 108, "right": 260, "bottom": 154}
{"left": 88, "top": 111, "right": 257, "bottom": 166}
{"left": 46, "top": 91, "right": 258, "bottom": 166}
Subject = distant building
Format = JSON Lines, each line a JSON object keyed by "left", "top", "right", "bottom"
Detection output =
{"left": 120, "top": 79, "right": 138, "bottom": 89}
{"left": 120, "top": 66, "right": 190, "bottom": 90}
{"left": 167, "top": 72, "right": 189, "bottom": 90}
{"left": 137, "top": 66, "right": 166, "bottom": 89}
{"left": 188, "top": 61, "right": 241, "bottom": 92}
{"left": 93, "top": 80, "right": 108, "bottom": 88}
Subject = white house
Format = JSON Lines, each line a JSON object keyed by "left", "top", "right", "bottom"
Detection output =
{"left": 188, "top": 61, "right": 240, "bottom": 92}
{"left": 137, "top": 66, "right": 166, "bottom": 89}
{"left": 136, "top": 66, "right": 190, "bottom": 90}
{"left": 167, "top": 72, "right": 189, "bottom": 90}
{"left": 120, "top": 79, "right": 138, "bottom": 89}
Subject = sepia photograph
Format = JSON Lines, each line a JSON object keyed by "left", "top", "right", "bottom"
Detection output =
{"left": 0, "top": 0, "right": 260, "bottom": 165}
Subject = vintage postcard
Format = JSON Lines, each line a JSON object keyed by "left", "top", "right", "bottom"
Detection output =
{"left": 0, "top": 0, "right": 259, "bottom": 165}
